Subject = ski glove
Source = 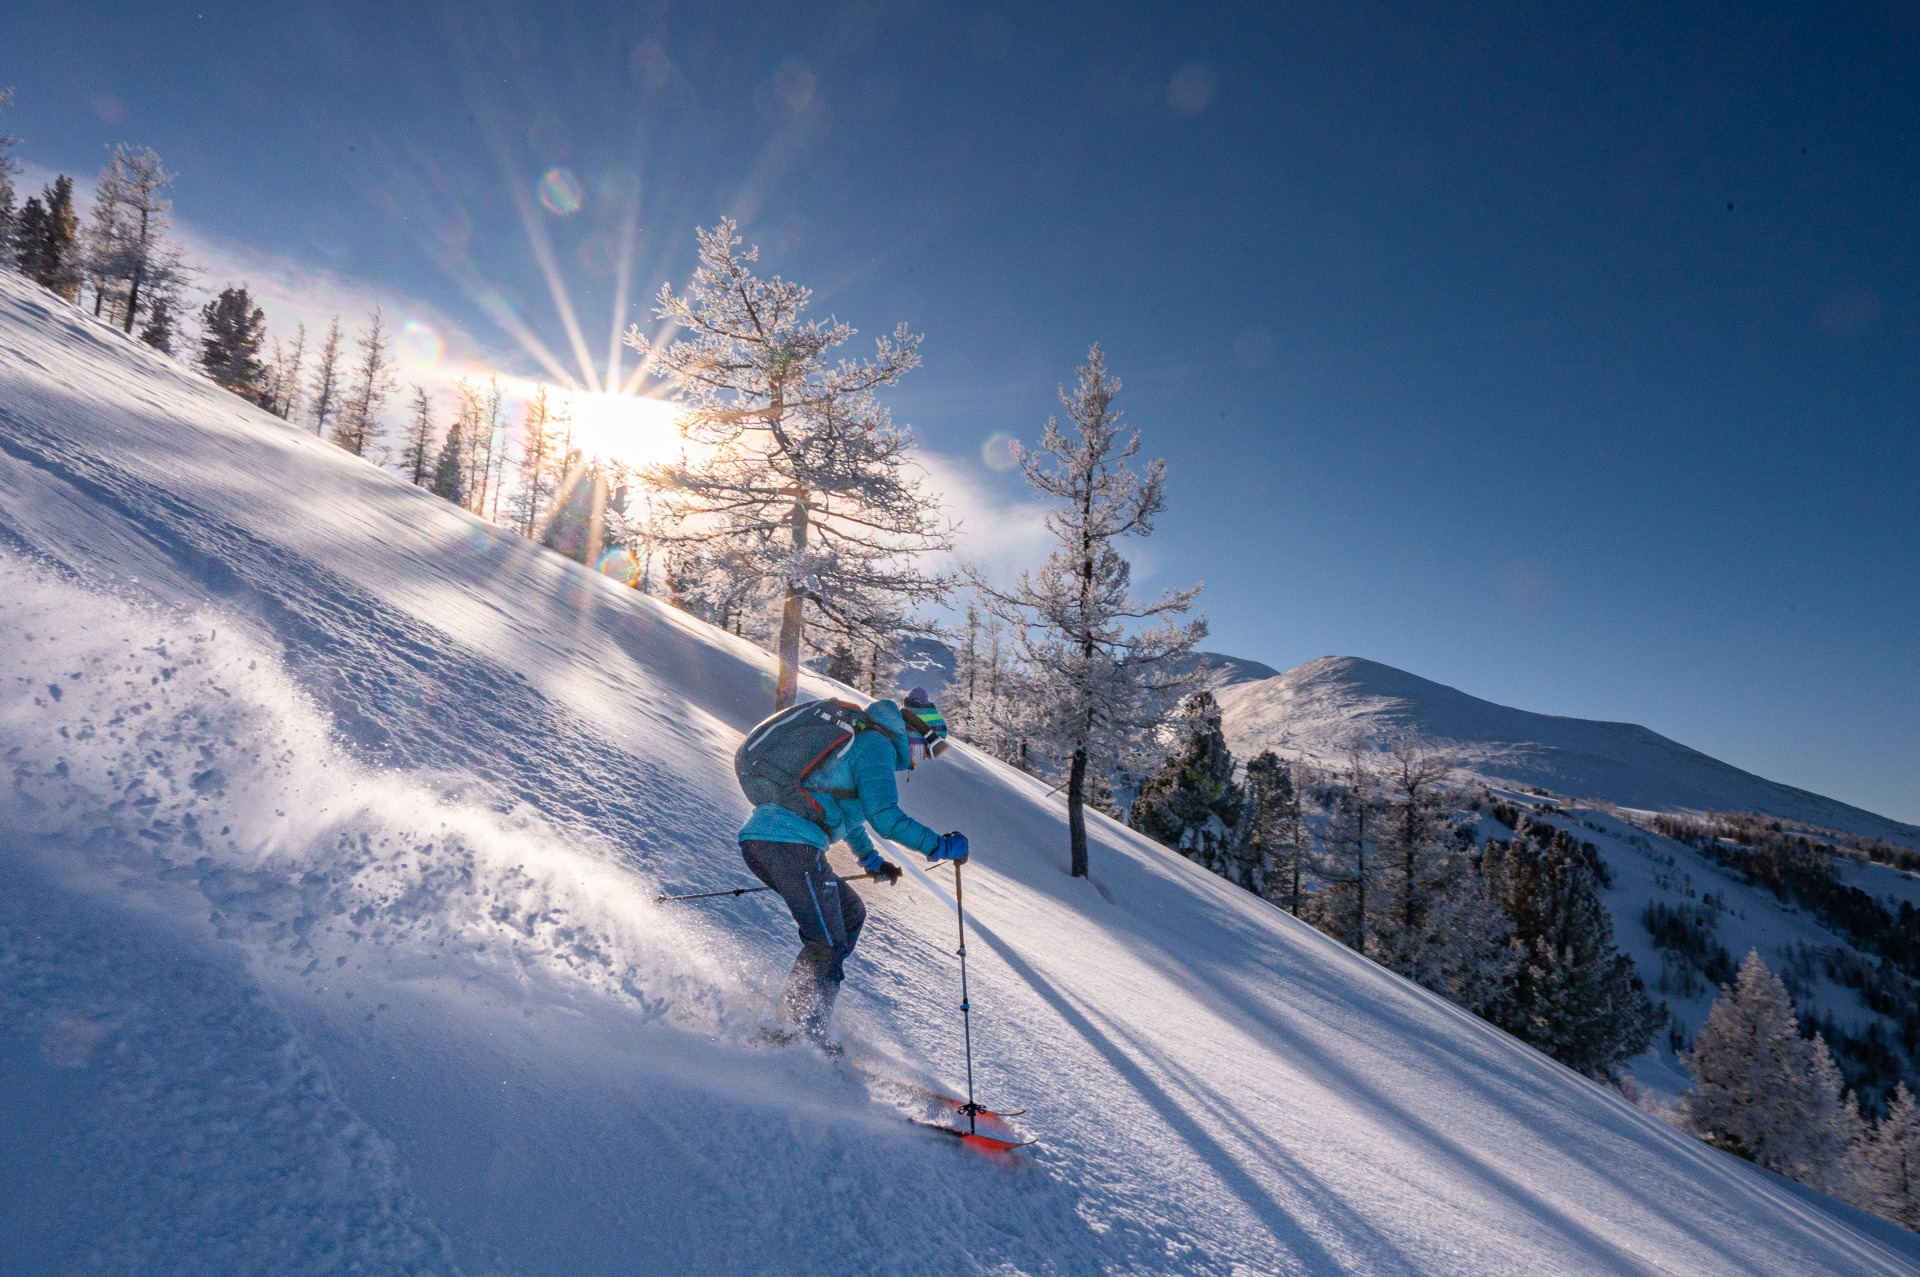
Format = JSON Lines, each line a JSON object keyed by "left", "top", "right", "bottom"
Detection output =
{"left": 928, "top": 832, "right": 969, "bottom": 865}
{"left": 858, "top": 849, "right": 902, "bottom": 885}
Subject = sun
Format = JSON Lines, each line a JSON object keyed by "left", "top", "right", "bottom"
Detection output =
{"left": 561, "top": 391, "right": 683, "bottom": 471}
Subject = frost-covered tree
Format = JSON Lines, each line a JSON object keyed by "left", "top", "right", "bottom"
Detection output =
{"left": 988, "top": 345, "right": 1204, "bottom": 878}
{"left": 0, "top": 88, "right": 19, "bottom": 265}
{"left": 1856, "top": 1083, "right": 1920, "bottom": 1228}
{"left": 626, "top": 219, "right": 951, "bottom": 710}
{"left": 1685, "top": 950, "right": 1865, "bottom": 1192}
{"left": 398, "top": 384, "right": 436, "bottom": 486}
{"left": 261, "top": 323, "right": 306, "bottom": 421}
{"left": 1130, "top": 692, "right": 1243, "bottom": 876}
{"left": 541, "top": 466, "right": 612, "bottom": 565}
{"left": 509, "top": 385, "right": 570, "bottom": 535}
{"left": 333, "top": 306, "right": 394, "bottom": 457}
{"left": 199, "top": 286, "right": 268, "bottom": 400}
{"left": 307, "top": 316, "right": 342, "bottom": 438}
{"left": 83, "top": 145, "right": 187, "bottom": 334}
{"left": 1242, "top": 751, "right": 1308, "bottom": 909}
{"left": 17, "top": 175, "right": 81, "bottom": 299}
{"left": 138, "top": 296, "right": 175, "bottom": 354}
{"left": 1312, "top": 741, "right": 1382, "bottom": 953}
{"left": 430, "top": 419, "right": 467, "bottom": 504}
{"left": 1369, "top": 743, "right": 1514, "bottom": 1013}
{"left": 451, "top": 377, "right": 506, "bottom": 518}
{"left": 947, "top": 600, "right": 1037, "bottom": 769}
{"left": 1483, "top": 820, "right": 1658, "bottom": 1078}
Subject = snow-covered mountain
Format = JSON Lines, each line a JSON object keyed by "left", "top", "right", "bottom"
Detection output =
{"left": 4, "top": 271, "right": 1918, "bottom": 1274}
{"left": 1214, "top": 655, "right": 1920, "bottom": 849}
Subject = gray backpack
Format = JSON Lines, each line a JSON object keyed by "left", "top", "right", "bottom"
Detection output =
{"left": 734, "top": 699, "right": 877, "bottom": 828}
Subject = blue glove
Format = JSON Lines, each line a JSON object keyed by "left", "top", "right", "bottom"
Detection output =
{"left": 928, "top": 832, "right": 969, "bottom": 865}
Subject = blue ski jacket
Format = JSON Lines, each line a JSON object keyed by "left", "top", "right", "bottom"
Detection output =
{"left": 736, "top": 698, "right": 942, "bottom": 860}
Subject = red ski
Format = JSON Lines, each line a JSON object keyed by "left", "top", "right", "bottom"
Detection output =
{"left": 912, "top": 1119, "right": 1037, "bottom": 1153}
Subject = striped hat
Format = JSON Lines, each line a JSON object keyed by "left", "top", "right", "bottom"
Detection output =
{"left": 901, "top": 688, "right": 950, "bottom": 757}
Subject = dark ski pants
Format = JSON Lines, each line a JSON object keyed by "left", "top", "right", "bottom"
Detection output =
{"left": 740, "top": 840, "right": 867, "bottom": 1032}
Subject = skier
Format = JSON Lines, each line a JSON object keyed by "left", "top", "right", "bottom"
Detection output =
{"left": 738, "top": 689, "right": 969, "bottom": 1047}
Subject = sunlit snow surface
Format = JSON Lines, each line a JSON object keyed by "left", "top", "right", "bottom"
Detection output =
{"left": 2, "top": 272, "right": 1916, "bottom": 1273}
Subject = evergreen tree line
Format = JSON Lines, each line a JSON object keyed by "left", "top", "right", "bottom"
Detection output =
{"left": 0, "top": 90, "right": 629, "bottom": 569}
{"left": 1096, "top": 693, "right": 1661, "bottom": 1079}
{"left": 1648, "top": 810, "right": 1920, "bottom": 1114}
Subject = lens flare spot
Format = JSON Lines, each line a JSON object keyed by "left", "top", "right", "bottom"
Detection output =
{"left": 397, "top": 320, "right": 444, "bottom": 371}
{"left": 539, "top": 167, "right": 583, "bottom": 216}
{"left": 597, "top": 548, "right": 640, "bottom": 586}
{"left": 459, "top": 522, "right": 501, "bottom": 558}
{"left": 981, "top": 432, "right": 1020, "bottom": 471}
{"left": 477, "top": 288, "right": 519, "bottom": 326}
{"left": 577, "top": 233, "right": 620, "bottom": 277}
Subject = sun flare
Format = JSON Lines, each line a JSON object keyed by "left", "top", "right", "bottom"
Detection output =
{"left": 555, "top": 390, "right": 682, "bottom": 470}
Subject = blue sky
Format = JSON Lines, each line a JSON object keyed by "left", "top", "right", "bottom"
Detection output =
{"left": 6, "top": 2, "right": 1916, "bottom": 821}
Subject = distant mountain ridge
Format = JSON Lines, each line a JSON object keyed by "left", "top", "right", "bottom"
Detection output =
{"left": 1213, "top": 655, "right": 1920, "bottom": 849}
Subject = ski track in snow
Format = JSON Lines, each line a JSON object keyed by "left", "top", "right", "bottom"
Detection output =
{"left": 4, "top": 273, "right": 1920, "bottom": 1273}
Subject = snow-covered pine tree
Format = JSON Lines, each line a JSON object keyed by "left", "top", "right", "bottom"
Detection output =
{"left": 0, "top": 88, "right": 19, "bottom": 265}
{"left": 1804, "top": 1033, "right": 1868, "bottom": 1196}
{"left": 83, "top": 145, "right": 187, "bottom": 335}
{"left": 198, "top": 286, "right": 268, "bottom": 401}
{"left": 17, "top": 176, "right": 81, "bottom": 299}
{"left": 987, "top": 345, "right": 1204, "bottom": 878}
{"left": 1856, "top": 1083, "right": 1920, "bottom": 1228}
{"left": 307, "top": 316, "right": 342, "bottom": 438}
{"left": 1685, "top": 949, "right": 1864, "bottom": 1193}
{"left": 399, "top": 385, "right": 436, "bottom": 487}
{"left": 625, "top": 219, "right": 951, "bottom": 710}
{"left": 1129, "top": 692, "right": 1244, "bottom": 877}
{"left": 1482, "top": 820, "right": 1658, "bottom": 1078}
{"left": 333, "top": 306, "right": 394, "bottom": 457}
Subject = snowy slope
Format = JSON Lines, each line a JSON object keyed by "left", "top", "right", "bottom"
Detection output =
{"left": 3, "top": 273, "right": 1917, "bottom": 1275}
{"left": 1216, "top": 655, "right": 1920, "bottom": 849}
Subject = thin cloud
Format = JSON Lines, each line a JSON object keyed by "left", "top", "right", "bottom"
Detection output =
{"left": 916, "top": 448, "right": 1052, "bottom": 581}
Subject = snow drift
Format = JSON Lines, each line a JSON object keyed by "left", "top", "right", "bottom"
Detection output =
{"left": 1215, "top": 655, "right": 1920, "bottom": 849}
{"left": 3, "top": 271, "right": 1917, "bottom": 1274}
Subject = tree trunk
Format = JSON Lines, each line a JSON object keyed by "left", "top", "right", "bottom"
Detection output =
{"left": 774, "top": 494, "right": 809, "bottom": 709}
{"left": 123, "top": 258, "right": 145, "bottom": 334}
{"left": 1068, "top": 748, "right": 1090, "bottom": 878}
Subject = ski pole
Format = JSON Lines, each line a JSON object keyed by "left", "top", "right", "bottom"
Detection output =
{"left": 953, "top": 860, "right": 979, "bottom": 1135}
{"left": 655, "top": 870, "right": 883, "bottom": 904}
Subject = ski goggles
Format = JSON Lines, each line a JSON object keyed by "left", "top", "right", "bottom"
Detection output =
{"left": 902, "top": 705, "right": 949, "bottom": 759}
